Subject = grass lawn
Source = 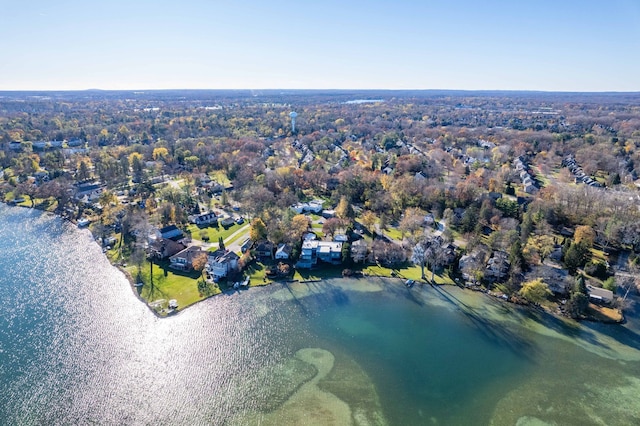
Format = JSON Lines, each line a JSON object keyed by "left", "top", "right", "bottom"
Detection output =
{"left": 590, "top": 247, "right": 609, "bottom": 263}
{"left": 186, "top": 222, "right": 247, "bottom": 244}
{"left": 362, "top": 263, "right": 454, "bottom": 285}
{"left": 382, "top": 227, "right": 404, "bottom": 241}
{"left": 293, "top": 265, "right": 344, "bottom": 281}
{"left": 210, "top": 170, "right": 231, "bottom": 186}
{"left": 127, "top": 260, "right": 220, "bottom": 314}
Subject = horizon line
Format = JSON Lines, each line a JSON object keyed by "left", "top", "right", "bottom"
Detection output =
{"left": 1, "top": 88, "right": 640, "bottom": 95}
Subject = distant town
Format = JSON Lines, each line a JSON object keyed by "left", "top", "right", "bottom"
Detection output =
{"left": 1, "top": 89, "right": 639, "bottom": 319}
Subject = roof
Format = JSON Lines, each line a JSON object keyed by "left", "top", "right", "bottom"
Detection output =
{"left": 160, "top": 225, "right": 184, "bottom": 240}
{"left": 276, "top": 243, "right": 292, "bottom": 255}
{"left": 170, "top": 246, "right": 204, "bottom": 263}
{"left": 586, "top": 284, "right": 614, "bottom": 302}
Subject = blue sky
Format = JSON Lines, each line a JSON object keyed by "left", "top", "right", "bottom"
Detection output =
{"left": 1, "top": 0, "right": 639, "bottom": 91}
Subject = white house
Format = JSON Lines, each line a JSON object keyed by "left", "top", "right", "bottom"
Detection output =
{"left": 275, "top": 243, "right": 292, "bottom": 260}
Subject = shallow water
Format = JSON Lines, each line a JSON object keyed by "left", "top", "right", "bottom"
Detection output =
{"left": 1, "top": 205, "right": 639, "bottom": 425}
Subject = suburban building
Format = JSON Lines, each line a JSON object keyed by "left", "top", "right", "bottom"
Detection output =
{"left": 207, "top": 249, "right": 239, "bottom": 279}
{"left": 169, "top": 246, "right": 204, "bottom": 271}
{"left": 297, "top": 240, "right": 343, "bottom": 268}
{"left": 159, "top": 225, "right": 184, "bottom": 241}
{"left": 193, "top": 212, "right": 217, "bottom": 226}
{"left": 275, "top": 243, "right": 292, "bottom": 260}
{"left": 586, "top": 284, "right": 614, "bottom": 304}
{"left": 149, "top": 238, "right": 186, "bottom": 260}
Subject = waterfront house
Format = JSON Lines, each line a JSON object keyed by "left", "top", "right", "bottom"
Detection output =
{"left": 586, "top": 284, "right": 614, "bottom": 304}
{"left": 317, "top": 241, "right": 342, "bottom": 264}
{"left": 169, "top": 246, "right": 204, "bottom": 271}
{"left": 275, "top": 243, "right": 292, "bottom": 260}
{"left": 207, "top": 249, "right": 239, "bottom": 279}
{"left": 297, "top": 240, "right": 319, "bottom": 268}
{"left": 350, "top": 239, "right": 368, "bottom": 264}
{"left": 254, "top": 240, "right": 275, "bottom": 259}
{"left": 297, "top": 240, "right": 343, "bottom": 268}
{"left": 485, "top": 251, "right": 510, "bottom": 283}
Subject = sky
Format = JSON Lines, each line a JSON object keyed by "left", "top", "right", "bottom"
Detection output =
{"left": 1, "top": 0, "right": 639, "bottom": 91}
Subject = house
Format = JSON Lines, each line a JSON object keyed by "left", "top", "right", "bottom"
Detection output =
{"left": 9, "top": 141, "right": 23, "bottom": 151}
{"left": 275, "top": 243, "right": 292, "bottom": 260}
{"left": 193, "top": 212, "right": 217, "bottom": 226}
{"left": 524, "top": 183, "right": 537, "bottom": 194}
{"left": 350, "top": 239, "right": 368, "bottom": 263}
{"left": 160, "top": 225, "right": 184, "bottom": 241}
{"left": 334, "top": 234, "right": 349, "bottom": 243}
{"left": 458, "top": 247, "right": 488, "bottom": 284}
{"left": 149, "top": 238, "right": 186, "bottom": 260}
{"left": 586, "top": 284, "right": 614, "bottom": 304}
{"left": 240, "top": 238, "right": 252, "bottom": 253}
{"left": 317, "top": 241, "right": 343, "bottom": 264}
{"left": 169, "top": 246, "right": 205, "bottom": 271}
{"left": 485, "top": 251, "right": 510, "bottom": 283}
{"left": 220, "top": 217, "right": 235, "bottom": 227}
{"left": 291, "top": 200, "right": 324, "bottom": 214}
{"left": 254, "top": 240, "right": 275, "bottom": 259}
{"left": 75, "top": 181, "right": 105, "bottom": 202}
{"left": 207, "top": 249, "right": 239, "bottom": 279}
{"left": 321, "top": 210, "right": 336, "bottom": 219}
{"left": 297, "top": 240, "right": 319, "bottom": 268}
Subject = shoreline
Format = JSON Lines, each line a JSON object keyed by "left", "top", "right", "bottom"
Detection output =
{"left": 1, "top": 201, "right": 626, "bottom": 323}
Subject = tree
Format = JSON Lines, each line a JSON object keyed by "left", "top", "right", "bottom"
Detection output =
{"left": 77, "top": 160, "right": 91, "bottom": 181}
{"left": 322, "top": 218, "right": 342, "bottom": 240}
{"left": 152, "top": 147, "right": 169, "bottom": 162}
{"left": 411, "top": 236, "right": 446, "bottom": 282}
{"left": 191, "top": 252, "right": 208, "bottom": 277}
{"left": 399, "top": 207, "right": 425, "bottom": 239}
{"left": 335, "top": 196, "right": 355, "bottom": 223}
{"left": 360, "top": 210, "right": 378, "bottom": 234}
{"left": 564, "top": 242, "right": 591, "bottom": 274}
{"left": 290, "top": 214, "right": 311, "bottom": 242}
{"left": 249, "top": 217, "right": 267, "bottom": 241}
{"left": 526, "top": 234, "right": 555, "bottom": 264}
{"left": 218, "top": 236, "right": 225, "bottom": 250}
{"left": 574, "top": 225, "right": 596, "bottom": 247}
{"left": 566, "top": 292, "right": 588, "bottom": 319}
{"left": 518, "top": 278, "right": 552, "bottom": 304}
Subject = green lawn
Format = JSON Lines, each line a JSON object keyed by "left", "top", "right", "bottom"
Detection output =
{"left": 362, "top": 263, "right": 454, "bottom": 285}
{"left": 127, "top": 260, "right": 220, "bottom": 315}
{"left": 383, "top": 227, "right": 404, "bottom": 241}
{"left": 186, "top": 222, "right": 247, "bottom": 244}
{"left": 210, "top": 170, "right": 231, "bottom": 186}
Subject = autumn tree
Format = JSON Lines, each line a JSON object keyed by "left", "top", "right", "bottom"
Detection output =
{"left": 249, "top": 217, "right": 268, "bottom": 241}
{"left": 518, "top": 278, "right": 552, "bottom": 304}
{"left": 360, "top": 210, "right": 378, "bottom": 235}
{"left": 290, "top": 214, "right": 311, "bottom": 242}
{"left": 191, "top": 251, "right": 209, "bottom": 278}
{"left": 335, "top": 196, "right": 355, "bottom": 223}
{"left": 574, "top": 225, "right": 596, "bottom": 247}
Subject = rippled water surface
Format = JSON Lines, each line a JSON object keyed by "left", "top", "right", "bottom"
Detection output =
{"left": 1, "top": 205, "right": 640, "bottom": 425}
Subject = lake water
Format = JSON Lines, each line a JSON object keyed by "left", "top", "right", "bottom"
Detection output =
{"left": 1, "top": 205, "right": 640, "bottom": 425}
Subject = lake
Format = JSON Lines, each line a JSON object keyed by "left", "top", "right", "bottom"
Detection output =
{"left": 1, "top": 205, "right": 639, "bottom": 425}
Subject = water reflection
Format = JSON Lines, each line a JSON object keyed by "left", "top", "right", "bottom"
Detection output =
{"left": 2, "top": 205, "right": 640, "bottom": 425}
